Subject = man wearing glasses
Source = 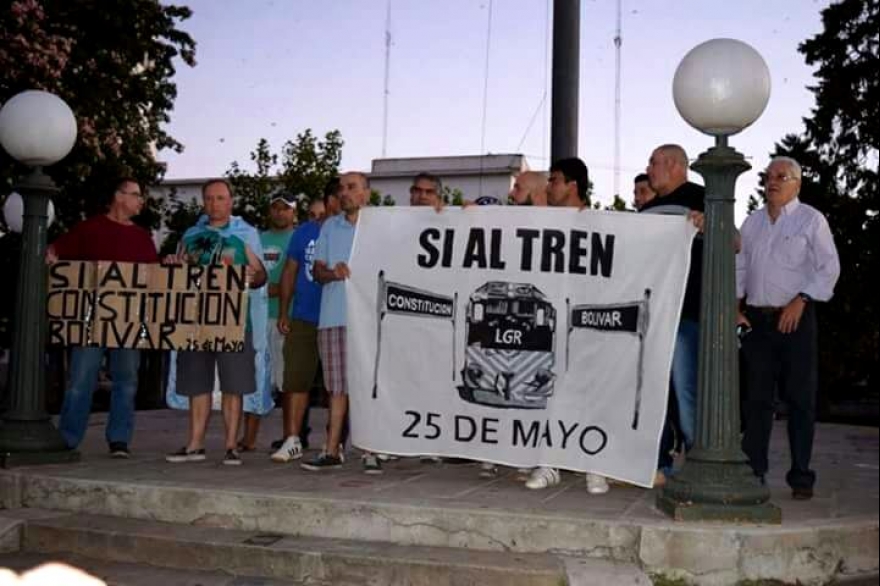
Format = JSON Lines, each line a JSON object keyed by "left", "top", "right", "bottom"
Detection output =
{"left": 736, "top": 156, "right": 840, "bottom": 501}
{"left": 46, "top": 177, "right": 158, "bottom": 458}
{"left": 409, "top": 172, "right": 444, "bottom": 210}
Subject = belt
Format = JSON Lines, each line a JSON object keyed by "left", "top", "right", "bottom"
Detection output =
{"left": 746, "top": 305, "right": 783, "bottom": 315}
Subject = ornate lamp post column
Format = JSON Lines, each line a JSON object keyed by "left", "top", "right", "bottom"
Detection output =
{"left": 0, "top": 90, "right": 79, "bottom": 467}
{"left": 656, "top": 39, "right": 780, "bottom": 522}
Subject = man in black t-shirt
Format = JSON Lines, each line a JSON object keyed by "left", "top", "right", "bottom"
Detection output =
{"left": 642, "top": 144, "right": 704, "bottom": 483}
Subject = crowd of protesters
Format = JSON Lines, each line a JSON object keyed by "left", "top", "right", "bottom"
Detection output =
{"left": 49, "top": 145, "right": 839, "bottom": 501}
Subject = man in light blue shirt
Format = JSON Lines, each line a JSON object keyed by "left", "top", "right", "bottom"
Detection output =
{"left": 300, "top": 171, "right": 383, "bottom": 474}
{"left": 736, "top": 156, "right": 840, "bottom": 501}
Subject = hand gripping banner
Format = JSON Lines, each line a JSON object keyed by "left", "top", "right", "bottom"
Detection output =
{"left": 373, "top": 270, "right": 457, "bottom": 398}
{"left": 566, "top": 289, "right": 651, "bottom": 430}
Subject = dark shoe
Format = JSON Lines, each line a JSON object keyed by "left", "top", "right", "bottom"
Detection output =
{"left": 236, "top": 441, "right": 256, "bottom": 453}
{"left": 444, "top": 457, "right": 471, "bottom": 465}
{"left": 301, "top": 453, "right": 343, "bottom": 471}
{"left": 109, "top": 442, "right": 130, "bottom": 459}
{"left": 792, "top": 486, "right": 814, "bottom": 500}
{"left": 362, "top": 453, "right": 383, "bottom": 475}
{"left": 299, "top": 427, "right": 311, "bottom": 450}
{"left": 166, "top": 447, "right": 206, "bottom": 463}
{"left": 223, "top": 449, "right": 242, "bottom": 466}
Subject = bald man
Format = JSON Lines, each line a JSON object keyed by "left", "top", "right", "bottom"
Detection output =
{"left": 509, "top": 171, "right": 548, "bottom": 206}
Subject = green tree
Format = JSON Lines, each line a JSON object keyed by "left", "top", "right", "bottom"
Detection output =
{"left": 593, "top": 194, "right": 630, "bottom": 211}
{"left": 161, "top": 130, "right": 344, "bottom": 250}
{"left": 368, "top": 189, "right": 396, "bottom": 206}
{"left": 760, "top": 0, "right": 879, "bottom": 407}
{"left": 227, "top": 138, "right": 279, "bottom": 228}
{"left": 441, "top": 186, "right": 464, "bottom": 206}
{"left": 0, "top": 0, "right": 195, "bottom": 346}
{"left": 0, "top": 0, "right": 196, "bottom": 228}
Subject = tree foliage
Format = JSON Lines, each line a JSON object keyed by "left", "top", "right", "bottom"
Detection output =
{"left": 0, "top": 0, "right": 196, "bottom": 229}
{"left": 0, "top": 0, "right": 195, "bottom": 346}
{"left": 160, "top": 130, "right": 344, "bottom": 252}
{"left": 761, "top": 0, "right": 879, "bottom": 403}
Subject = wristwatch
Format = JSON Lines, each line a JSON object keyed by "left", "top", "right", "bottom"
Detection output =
{"left": 798, "top": 292, "right": 812, "bottom": 303}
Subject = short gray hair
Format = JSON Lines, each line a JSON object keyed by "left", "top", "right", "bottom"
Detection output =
{"left": 768, "top": 156, "right": 803, "bottom": 181}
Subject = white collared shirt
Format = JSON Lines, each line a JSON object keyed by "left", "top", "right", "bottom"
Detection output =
{"left": 736, "top": 198, "right": 840, "bottom": 307}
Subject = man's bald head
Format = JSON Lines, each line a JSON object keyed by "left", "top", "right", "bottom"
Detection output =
{"left": 510, "top": 170, "right": 548, "bottom": 206}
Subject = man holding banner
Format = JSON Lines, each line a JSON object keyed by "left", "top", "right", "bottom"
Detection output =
{"left": 523, "top": 157, "right": 611, "bottom": 496}
{"left": 301, "top": 171, "right": 380, "bottom": 473}
{"left": 165, "top": 179, "right": 268, "bottom": 466}
{"left": 47, "top": 177, "right": 158, "bottom": 458}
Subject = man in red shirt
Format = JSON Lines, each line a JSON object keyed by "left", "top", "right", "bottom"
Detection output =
{"left": 47, "top": 177, "right": 158, "bottom": 457}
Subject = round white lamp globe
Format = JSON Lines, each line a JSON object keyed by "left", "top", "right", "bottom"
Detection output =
{"left": 673, "top": 38, "right": 771, "bottom": 136}
{"left": 2, "top": 192, "right": 56, "bottom": 233}
{"left": 0, "top": 90, "right": 77, "bottom": 166}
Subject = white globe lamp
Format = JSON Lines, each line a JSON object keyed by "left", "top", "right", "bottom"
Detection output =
{"left": 672, "top": 38, "right": 771, "bottom": 137}
{"left": 3, "top": 192, "right": 56, "bottom": 232}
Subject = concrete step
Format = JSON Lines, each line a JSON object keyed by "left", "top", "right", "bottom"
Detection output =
{"left": 0, "top": 551, "right": 301, "bottom": 586}
{"left": 13, "top": 510, "right": 569, "bottom": 586}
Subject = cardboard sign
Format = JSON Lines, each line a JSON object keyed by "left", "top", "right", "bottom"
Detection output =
{"left": 47, "top": 261, "right": 249, "bottom": 352}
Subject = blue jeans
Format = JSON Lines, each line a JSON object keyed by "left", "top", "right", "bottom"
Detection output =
{"left": 59, "top": 347, "right": 140, "bottom": 449}
{"left": 671, "top": 319, "right": 699, "bottom": 450}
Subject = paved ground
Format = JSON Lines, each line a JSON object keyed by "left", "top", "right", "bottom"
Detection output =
{"left": 0, "top": 409, "right": 876, "bottom": 585}
{"left": 61, "top": 408, "right": 879, "bottom": 523}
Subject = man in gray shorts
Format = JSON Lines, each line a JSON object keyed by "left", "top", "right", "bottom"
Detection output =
{"left": 164, "top": 179, "right": 268, "bottom": 465}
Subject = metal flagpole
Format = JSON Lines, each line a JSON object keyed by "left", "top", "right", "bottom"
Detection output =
{"left": 372, "top": 271, "right": 387, "bottom": 399}
{"left": 452, "top": 291, "right": 458, "bottom": 381}
{"left": 632, "top": 289, "right": 652, "bottom": 430}
{"left": 565, "top": 297, "right": 571, "bottom": 371}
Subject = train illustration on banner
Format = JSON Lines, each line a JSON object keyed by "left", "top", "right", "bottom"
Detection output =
{"left": 458, "top": 281, "right": 557, "bottom": 410}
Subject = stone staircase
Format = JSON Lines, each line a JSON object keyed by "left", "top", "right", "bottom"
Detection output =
{"left": 0, "top": 507, "right": 648, "bottom": 586}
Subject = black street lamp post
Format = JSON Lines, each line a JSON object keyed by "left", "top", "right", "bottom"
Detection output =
{"left": 655, "top": 39, "right": 781, "bottom": 523}
{"left": 0, "top": 90, "right": 80, "bottom": 467}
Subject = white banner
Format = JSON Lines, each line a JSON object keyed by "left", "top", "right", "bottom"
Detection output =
{"left": 347, "top": 207, "right": 695, "bottom": 487}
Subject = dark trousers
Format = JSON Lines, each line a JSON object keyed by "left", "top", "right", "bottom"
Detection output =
{"left": 741, "top": 304, "right": 818, "bottom": 489}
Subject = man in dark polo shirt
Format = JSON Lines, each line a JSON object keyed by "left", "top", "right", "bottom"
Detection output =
{"left": 47, "top": 177, "right": 158, "bottom": 458}
{"left": 642, "top": 144, "right": 704, "bottom": 479}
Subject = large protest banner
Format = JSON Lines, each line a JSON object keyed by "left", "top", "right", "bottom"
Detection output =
{"left": 47, "top": 261, "right": 248, "bottom": 352}
{"left": 347, "top": 207, "right": 695, "bottom": 487}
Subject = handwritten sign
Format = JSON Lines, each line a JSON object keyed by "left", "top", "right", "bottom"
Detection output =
{"left": 47, "top": 261, "right": 249, "bottom": 351}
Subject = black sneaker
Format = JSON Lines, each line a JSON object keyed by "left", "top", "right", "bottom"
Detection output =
{"left": 301, "top": 453, "right": 343, "bottom": 471}
{"left": 223, "top": 449, "right": 242, "bottom": 466}
{"left": 166, "top": 447, "right": 206, "bottom": 463}
{"left": 109, "top": 442, "right": 130, "bottom": 459}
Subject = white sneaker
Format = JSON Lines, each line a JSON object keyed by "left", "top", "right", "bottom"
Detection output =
{"left": 270, "top": 436, "right": 303, "bottom": 463}
{"left": 525, "top": 467, "right": 561, "bottom": 490}
{"left": 586, "top": 473, "right": 610, "bottom": 495}
{"left": 479, "top": 462, "right": 498, "bottom": 478}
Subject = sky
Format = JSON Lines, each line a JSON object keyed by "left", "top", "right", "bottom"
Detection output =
{"left": 158, "top": 0, "right": 831, "bottom": 222}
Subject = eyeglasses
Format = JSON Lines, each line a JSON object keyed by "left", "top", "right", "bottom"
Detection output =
{"left": 118, "top": 189, "right": 144, "bottom": 198}
{"left": 410, "top": 187, "right": 438, "bottom": 196}
{"left": 765, "top": 174, "right": 798, "bottom": 184}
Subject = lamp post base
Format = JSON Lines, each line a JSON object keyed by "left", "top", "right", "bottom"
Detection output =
{"left": 0, "top": 418, "right": 80, "bottom": 468}
{"left": 657, "top": 460, "right": 781, "bottom": 523}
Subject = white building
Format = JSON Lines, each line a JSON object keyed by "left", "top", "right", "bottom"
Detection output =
{"left": 369, "top": 154, "right": 529, "bottom": 205}
{"left": 153, "top": 153, "right": 531, "bottom": 209}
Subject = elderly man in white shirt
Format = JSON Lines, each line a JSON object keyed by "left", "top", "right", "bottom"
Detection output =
{"left": 735, "top": 156, "right": 840, "bottom": 501}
